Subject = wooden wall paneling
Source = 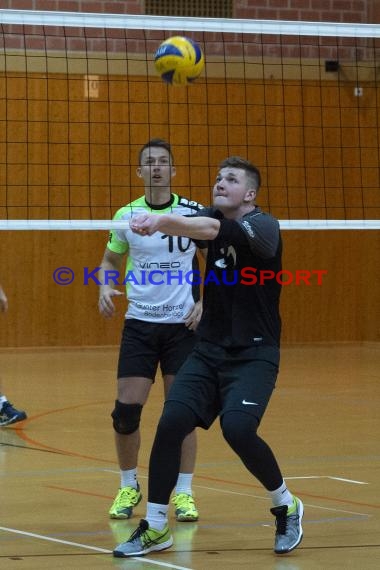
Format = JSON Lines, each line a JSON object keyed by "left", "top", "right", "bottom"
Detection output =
{"left": 128, "top": 81, "right": 149, "bottom": 105}
{"left": 0, "top": 231, "right": 124, "bottom": 347}
{"left": 6, "top": 76, "right": 27, "bottom": 102}
{"left": 0, "top": 216, "right": 379, "bottom": 347}
{"left": 364, "top": 187, "right": 380, "bottom": 208}
{"left": 89, "top": 168, "right": 109, "bottom": 196}
{"left": 280, "top": 231, "right": 380, "bottom": 343}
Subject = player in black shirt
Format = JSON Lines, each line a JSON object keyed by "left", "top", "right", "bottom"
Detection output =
{"left": 113, "top": 156, "right": 304, "bottom": 559}
{"left": 196, "top": 203, "right": 282, "bottom": 348}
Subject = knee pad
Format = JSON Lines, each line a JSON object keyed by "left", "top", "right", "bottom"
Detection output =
{"left": 111, "top": 400, "right": 143, "bottom": 434}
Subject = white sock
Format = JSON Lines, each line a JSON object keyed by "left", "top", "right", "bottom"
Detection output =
{"left": 269, "top": 481, "right": 294, "bottom": 508}
{"left": 146, "top": 502, "right": 169, "bottom": 531}
{"left": 175, "top": 473, "right": 193, "bottom": 496}
{"left": 120, "top": 468, "right": 138, "bottom": 489}
{"left": 0, "top": 396, "right": 7, "bottom": 409}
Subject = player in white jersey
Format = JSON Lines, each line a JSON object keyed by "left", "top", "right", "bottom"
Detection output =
{"left": 108, "top": 194, "right": 203, "bottom": 323}
{"left": 98, "top": 139, "right": 205, "bottom": 522}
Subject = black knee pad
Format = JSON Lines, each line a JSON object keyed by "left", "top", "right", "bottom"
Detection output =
{"left": 111, "top": 400, "right": 143, "bottom": 434}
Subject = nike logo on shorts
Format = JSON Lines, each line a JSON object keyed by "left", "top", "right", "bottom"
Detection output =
{"left": 242, "top": 399, "right": 259, "bottom": 406}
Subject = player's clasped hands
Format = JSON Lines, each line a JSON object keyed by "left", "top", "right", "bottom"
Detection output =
{"left": 130, "top": 213, "right": 161, "bottom": 236}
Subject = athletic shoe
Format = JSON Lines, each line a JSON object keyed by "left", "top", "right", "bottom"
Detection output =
{"left": 172, "top": 493, "right": 199, "bottom": 522}
{"left": 0, "top": 401, "right": 27, "bottom": 427}
{"left": 113, "top": 519, "right": 173, "bottom": 557}
{"left": 109, "top": 485, "right": 142, "bottom": 519}
{"left": 271, "top": 496, "right": 304, "bottom": 554}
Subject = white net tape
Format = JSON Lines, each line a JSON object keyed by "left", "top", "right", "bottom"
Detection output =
{"left": 0, "top": 220, "right": 378, "bottom": 230}
{"left": 1, "top": 9, "right": 379, "bottom": 37}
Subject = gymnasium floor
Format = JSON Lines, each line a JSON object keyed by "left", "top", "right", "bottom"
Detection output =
{"left": 0, "top": 343, "right": 379, "bottom": 569}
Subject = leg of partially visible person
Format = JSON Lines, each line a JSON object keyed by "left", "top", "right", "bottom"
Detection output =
{"left": 0, "top": 393, "right": 27, "bottom": 427}
{"left": 219, "top": 352, "right": 304, "bottom": 555}
{"left": 0, "top": 287, "right": 27, "bottom": 427}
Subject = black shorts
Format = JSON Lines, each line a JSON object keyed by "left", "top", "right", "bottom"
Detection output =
{"left": 117, "top": 319, "right": 196, "bottom": 381}
{"left": 166, "top": 339, "right": 280, "bottom": 429}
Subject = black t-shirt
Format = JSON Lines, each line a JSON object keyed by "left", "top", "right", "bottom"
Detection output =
{"left": 196, "top": 206, "right": 282, "bottom": 348}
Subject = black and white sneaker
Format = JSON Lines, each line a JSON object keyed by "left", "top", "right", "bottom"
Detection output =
{"left": 0, "top": 401, "right": 27, "bottom": 427}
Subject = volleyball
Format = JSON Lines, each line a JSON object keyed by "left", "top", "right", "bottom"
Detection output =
{"left": 154, "top": 36, "right": 204, "bottom": 85}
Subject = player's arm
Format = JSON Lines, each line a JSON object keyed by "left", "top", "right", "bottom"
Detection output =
{"left": 98, "top": 248, "right": 124, "bottom": 318}
{"left": 131, "top": 213, "right": 220, "bottom": 240}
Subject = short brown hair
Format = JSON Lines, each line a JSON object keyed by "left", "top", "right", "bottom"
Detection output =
{"left": 139, "top": 138, "right": 174, "bottom": 165}
{"left": 219, "top": 156, "right": 261, "bottom": 192}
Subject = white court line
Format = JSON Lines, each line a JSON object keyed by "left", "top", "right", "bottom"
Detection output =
{"left": 193, "top": 485, "right": 370, "bottom": 517}
{"left": 286, "top": 476, "right": 368, "bottom": 485}
{"left": 106, "top": 470, "right": 369, "bottom": 485}
{"left": 0, "top": 526, "right": 194, "bottom": 570}
{"left": 329, "top": 477, "right": 368, "bottom": 485}
{"left": 301, "top": 504, "right": 370, "bottom": 517}
{"left": 0, "top": 526, "right": 110, "bottom": 553}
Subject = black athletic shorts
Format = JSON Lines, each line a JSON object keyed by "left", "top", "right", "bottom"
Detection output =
{"left": 117, "top": 319, "right": 196, "bottom": 381}
{"left": 166, "top": 339, "right": 280, "bottom": 429}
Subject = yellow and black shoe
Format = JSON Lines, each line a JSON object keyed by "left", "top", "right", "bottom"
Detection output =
{"left": 109, "top": 485, "right": 142, "bottom": 519}
{"left": 172, "top": 493, "right": 199, "bottom": 522}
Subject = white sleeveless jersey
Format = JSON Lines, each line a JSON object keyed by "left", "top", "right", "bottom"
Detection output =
{"left": 107, "top": 194, "right": 204, "bottom": 323}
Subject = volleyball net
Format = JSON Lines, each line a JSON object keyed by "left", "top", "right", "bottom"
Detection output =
{"left": 0, "top": 9, "right": 379, "bottom": 230}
